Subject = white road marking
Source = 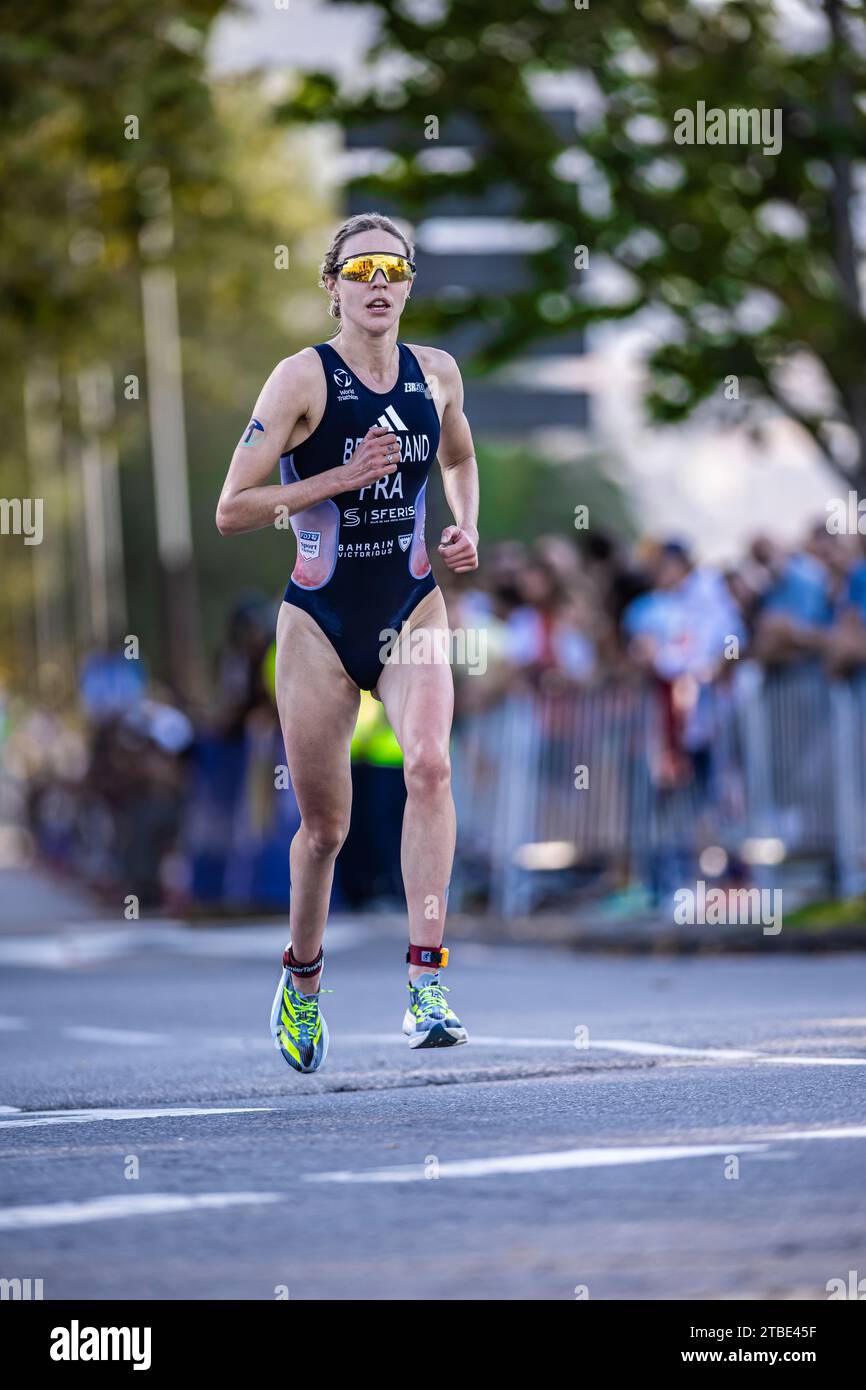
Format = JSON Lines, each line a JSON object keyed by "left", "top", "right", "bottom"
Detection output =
{"left": 344, "top": 1033, "right": 866, "bottom": 1065}
{"left": 305, "top": 1123, "right": 866, "bottom": 1185}
{"left": 342, "top": 1032, "right": 577, "bottom": 1048}
{"left": 814, "top": 1018, "right": 866, "bottom": 1026}
{"left": 0, "top": 1018, "right": 272, "bottom": 1049}
{"left": 588, "top": 1038, "right": 760, "bottom": 1059}
{"left": 306, "top": 1141, "right": 771, "bottom": 1183}
{"left": 755, "top": 1125, "right": 866, "bottom": 1143}
{"left": 588, "top": 1039, "right": 866, "bottom": 1066}
{"left": 0, "top": 921, "right": 370, "bottom": 968}
{"left": 757, "top": 1055, "right": 866, "bottom": 1066}
{"left": 0, "top": 1105, "right": 273, "bottom": 1131}
{"left": 3, "top": 1014, "right": 864, "bottom": 1066}
{"left": 0, "top": 932, "right": 149, "bottom": 969}
{"left": 62, "top": 1025, "right": 171, "bottom": 1046}
{"left": 3, "top": 1126, "right": 862, "bottom": 1217}
{"left": 152, "top": 923, "right": 369, "bottom": 960}
{"left": 0, "top": 1191, "right": 281, "bottom": 1231}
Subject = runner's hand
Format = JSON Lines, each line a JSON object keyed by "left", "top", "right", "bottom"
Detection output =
{"left": 336, "top": 426, "right": 401, "bottom": 492}
{"left": 438, "top": 525, "right": 478, "bottom": 573}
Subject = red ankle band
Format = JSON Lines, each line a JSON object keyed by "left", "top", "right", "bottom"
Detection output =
{"left": 406, "top": 944, "right": 449, "bottom": 969}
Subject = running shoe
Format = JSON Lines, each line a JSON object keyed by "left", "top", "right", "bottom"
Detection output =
{"left": 270, "top": 947, "right": 329, "bottom": 1073}
{"left": 402, "top": 971, "right": 468, "bottom": 1049}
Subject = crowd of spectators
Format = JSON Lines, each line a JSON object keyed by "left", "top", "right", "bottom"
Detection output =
{"left": 440, "top": 521, "right": 866, "bottom": 909}
{"left": 443, "top": 521, "right": 866, "bottom": 712}
{"left": 10, "top": 517, "right": 866, "bottom": 913}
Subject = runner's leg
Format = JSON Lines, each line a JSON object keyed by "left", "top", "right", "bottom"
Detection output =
{"left": 275, "top": 600, "right": 360, "bottom": 992}
{"left": 375, "top": 588, "right": 455, "bottom": 978}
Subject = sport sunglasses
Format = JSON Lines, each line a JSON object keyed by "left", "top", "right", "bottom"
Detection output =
{"left": 336, "top": 252, "right": 416, "bottom": 283}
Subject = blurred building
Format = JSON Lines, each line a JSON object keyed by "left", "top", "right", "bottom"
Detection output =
{"left": 343, "top": 108, "right": 588, "bottom": 444}
{"left": 208, "top": 0, "right": 841, "bottom": 563}
{"left": 209, "top": 0, "right": 589, "bottom": 451}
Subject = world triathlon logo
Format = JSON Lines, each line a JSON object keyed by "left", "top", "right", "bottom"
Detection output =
{"left": 240, "top": 418, "right": 265, "bottom": 446}
{"left": 333, "top": 369, "right": 352, "bottom": 388}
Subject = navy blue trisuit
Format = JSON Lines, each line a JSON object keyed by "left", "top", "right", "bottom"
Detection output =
{"left": 279, "top": 340, "right": 440, "bottom": 692}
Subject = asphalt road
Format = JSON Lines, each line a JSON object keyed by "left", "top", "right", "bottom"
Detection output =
{"left": 1, "top": 917, "right": 865, "bottom": 1301}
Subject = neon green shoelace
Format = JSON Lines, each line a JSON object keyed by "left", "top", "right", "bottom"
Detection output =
{"left": 415, "top": 981, "right": 451, "bottom": 1017}
{"left": 284, "top": 988, "right": 331, "bottom": 1039}
{"left": 295, "top": 996, "right": 319, "bottom": 1029}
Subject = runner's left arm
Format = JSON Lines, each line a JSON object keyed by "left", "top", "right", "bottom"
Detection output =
{"left": 434, "top": 354, "right": 479, "bottom": 574}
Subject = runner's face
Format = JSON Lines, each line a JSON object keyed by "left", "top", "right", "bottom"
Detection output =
{"left": 329, "top": 230, "right": 413, "bottom": 335}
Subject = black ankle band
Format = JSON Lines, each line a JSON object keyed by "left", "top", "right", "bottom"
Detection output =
{"left": 283, "top": 944, "right": 324, "bottom": 977}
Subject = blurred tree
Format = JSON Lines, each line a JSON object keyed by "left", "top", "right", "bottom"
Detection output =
{"left": 279, "top": 0, "right": 866, "bottom": 487}
{"left": 0, "top": 3, "right": 333, "bottom": 692}
{"left": 426, "top": 438, "right": 632, "bottom": 548}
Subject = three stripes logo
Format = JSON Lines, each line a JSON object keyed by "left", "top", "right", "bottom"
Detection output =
{"left": 341, "top": 404, "right": 430, "bottom": 471}
{"left": 376, "top": 404, "right": 408, "bottom": 432}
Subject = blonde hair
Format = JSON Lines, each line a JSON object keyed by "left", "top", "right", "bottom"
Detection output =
{"left": 321, "top": 212, "right": 415, "bottom": 319}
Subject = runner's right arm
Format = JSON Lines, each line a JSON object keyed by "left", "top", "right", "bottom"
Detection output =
{"left": 216, "top": 352, "right": 398, "bottom": 536}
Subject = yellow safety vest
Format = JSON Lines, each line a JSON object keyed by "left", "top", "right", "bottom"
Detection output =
{"left": 262, "top": 644, "right": 403, "bottom": 767}
{"left": 351, "top": 690, "right": 404, "bottom": 767}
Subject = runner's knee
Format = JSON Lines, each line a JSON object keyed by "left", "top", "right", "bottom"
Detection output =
{"left": 403, "top": 743, "right": 451, "bottom": 798}
{"left": 301, "top": 816, "right": 349, "bottom": 859}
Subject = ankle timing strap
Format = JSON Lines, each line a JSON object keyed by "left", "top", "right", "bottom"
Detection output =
{"left": 406, "top": 944, "right": 449, "bottom": 969}
{"left": 283, "top": 944, "right": 324, "bottom": 977}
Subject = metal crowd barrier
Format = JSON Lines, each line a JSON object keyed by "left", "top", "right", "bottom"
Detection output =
{"left": 171, "top": 661, "right": 866, "bottom": 914}
{"left": 451, "top": 662, "right": 864, "bottom": 918}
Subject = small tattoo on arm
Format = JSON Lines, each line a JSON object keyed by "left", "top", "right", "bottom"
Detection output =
{"left": 240, "top": 417, "right": 265, "bottom": 446}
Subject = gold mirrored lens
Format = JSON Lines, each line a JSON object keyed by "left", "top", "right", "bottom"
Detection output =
{"left": 339, "top": 254, "right": 412, "bottom": 282}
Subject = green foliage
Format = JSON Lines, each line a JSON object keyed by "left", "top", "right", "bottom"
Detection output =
{"left": 5, "top": 0, "right": 865, "bottom": 690}
{"left": 0, "top": 4, "right": 334, "bottom": 683}
{"left": 279, "top": 0, "right": 866, "bottom": 481}
{"left": 428, "top": 438, "right": 632, "bottom": 546}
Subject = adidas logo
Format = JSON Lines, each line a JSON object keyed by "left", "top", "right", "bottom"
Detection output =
{"left": 375, "top": 404, "right": 408, "bottom": 432}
